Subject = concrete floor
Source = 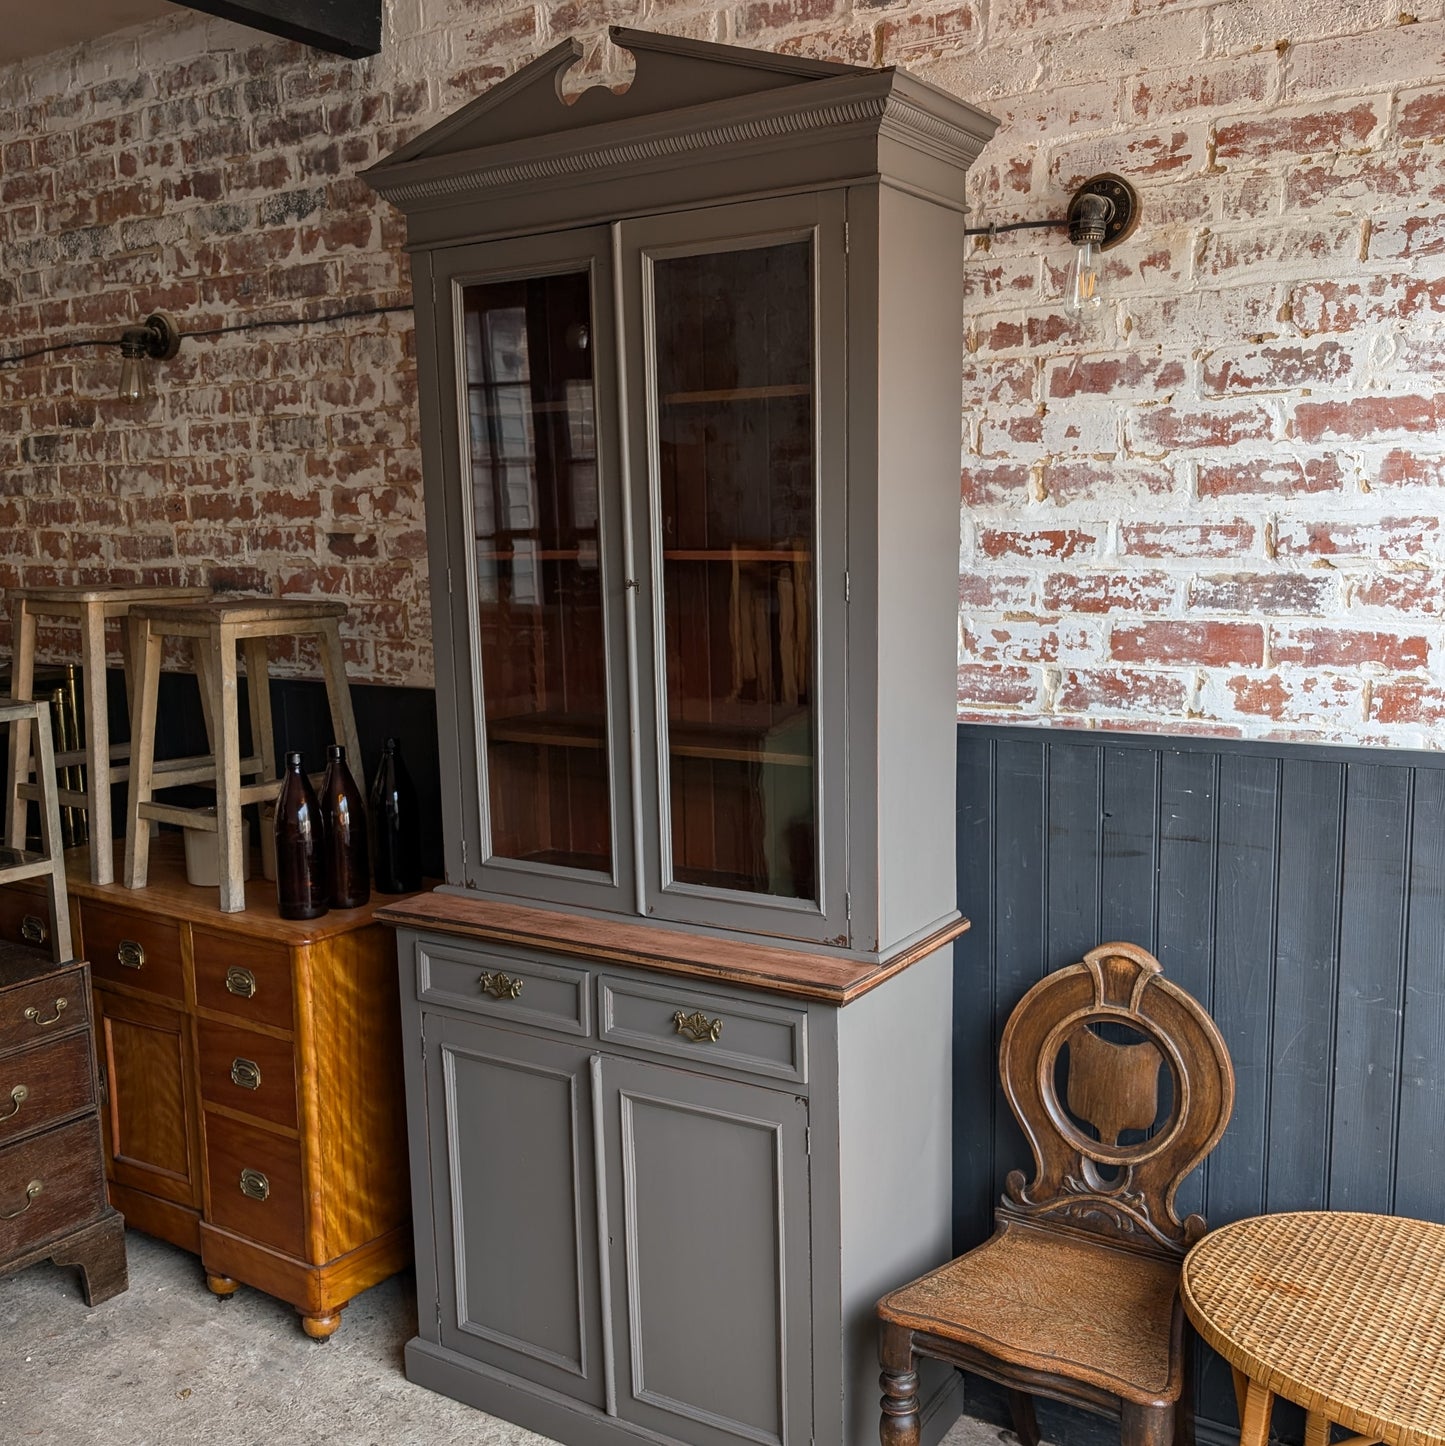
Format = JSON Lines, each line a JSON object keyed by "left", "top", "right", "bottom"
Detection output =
{"left": 0, "top": 1231, "right": 1011, "bottom": 1446}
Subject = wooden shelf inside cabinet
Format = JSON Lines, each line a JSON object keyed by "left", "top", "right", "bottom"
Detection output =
{"left": 487, "top": 711, "right": 607, "bottom": 752}
{"left": 663, "top": 549, "right": 812, "bottom": 564}
{"left": 670, "top": 713, "right": 811, "bottom": 768}
{"left": 473, "top": 549, "right": 597, "bottom": 562}
{"left": 659, "top": 384, "right": 811, "bottom": 406}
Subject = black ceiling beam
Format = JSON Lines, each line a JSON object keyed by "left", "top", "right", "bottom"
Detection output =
{"left": 174, "top": 0, "right": 380, "bottom": 59}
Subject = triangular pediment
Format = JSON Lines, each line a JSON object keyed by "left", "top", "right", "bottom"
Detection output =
{"left": 381, "top": 26, "right": 876, "bottom": 163}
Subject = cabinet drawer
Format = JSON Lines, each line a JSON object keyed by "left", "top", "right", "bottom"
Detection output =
{"left": 0, "top": 1114, "right": 107, "bottom": 1257}
{"left": 204, "top": 1113, "right": 306, "bottom": 1259}
{"left": 82, "top": 903, "right": 184, "bottom": 998}
{"left": 196, "top": 1018, "right": 298, "bottom": 1131}
{"left": 0, "top": 1031, "right": 95, "bottom": 1149}
{"left": 598, "top": 974, "right": 807, "bottom": 1085}
{"left": 193, "top": 929, "right": 293, "bottom": 1032}
{"left": 417, "top": 941, "right": 590, "bottom": 1037}
{"left": 0, "top": 885, "right": 55, "bottom": 953}
{"left": 0, "top": 965, "right": 89, "bottom": 1055}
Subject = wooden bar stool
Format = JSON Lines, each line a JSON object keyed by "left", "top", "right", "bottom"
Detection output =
{"left": 0, "top": 701, "right": 73, "bottom": 962}
{"left": 5, "top": 584, "right": 212, "bottom": 885}
{"left": 122, "top": 598, "right": 361, "bottom": 914}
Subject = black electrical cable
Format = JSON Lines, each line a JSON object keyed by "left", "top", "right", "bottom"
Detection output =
{"left": 962, "top": 216, "right": 1068, "bottom": 238}
{"left": 0, "top": 301, "right": 413, "bottom": 368}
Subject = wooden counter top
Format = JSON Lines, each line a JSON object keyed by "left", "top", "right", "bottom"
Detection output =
{"left": 375, "top": 889, "right": 970, "bottom": 1006}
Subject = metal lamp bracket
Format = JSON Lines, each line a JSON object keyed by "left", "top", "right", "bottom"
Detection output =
{"left": 141, "top": 311, "right": 182, "bottom": 360}
{"left": 1067, "top": 174, "right": 1139, "bottom": 252}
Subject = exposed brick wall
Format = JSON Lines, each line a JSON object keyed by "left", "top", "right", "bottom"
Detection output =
{"left": 3, "top": 3, "right": 1444, "bottom": 744}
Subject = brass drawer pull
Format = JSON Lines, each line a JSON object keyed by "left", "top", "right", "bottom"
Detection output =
{"left": 672, "top": 1008, "right": 723, "bottom": 1044}
{"left": 225, "top": 967, "right": 257, "bottom": 999}
{"left": 230, "top": 1058, "right": 261, "bottom": 1091}
{"left": 0, "top": 1084, "right": 28, "bottom": 1121}
{"left": 20, "top": 915, "right": 47, "bottom": 946}
{"left": 0, "top": 1180, "right": 41, "bottom": 1219}
{"left": 479, "top": 970, "right": 523, "bottom": 1000}
{"left": 23, "top": 998, "right": 67, "bottom": 1028}
{"left": 117, "top": 939, "right": 145, "bottom": 969}
{"left": 239, "top": 1168, "right": 270, "bottom": 1202}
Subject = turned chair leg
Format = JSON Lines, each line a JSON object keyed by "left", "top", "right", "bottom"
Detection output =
{"left": 1009, "top": 1389, "right": 1042, "bottom": 1446}
{"left": 1121, "top": 1402, "right": 1174, "bottom": 1446}
{"left": 879, "top": 1322, "right": 922, "bottom": 1446}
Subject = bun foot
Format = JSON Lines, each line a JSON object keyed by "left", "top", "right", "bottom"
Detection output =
{"left": 300, "top": 1308, "right": 343, "bottom": 1340}
{"left": 206, "top": 1273, "right": 239, "bottom": 1297}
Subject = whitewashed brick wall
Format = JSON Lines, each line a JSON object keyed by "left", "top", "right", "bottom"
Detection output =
{"left": 3, "top": 0, "right": 1444, "bottom": 745}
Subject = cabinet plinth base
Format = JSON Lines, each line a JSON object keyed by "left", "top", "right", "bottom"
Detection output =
{"left": 2, "top": 1208, "right": 129, "bottom": 1308}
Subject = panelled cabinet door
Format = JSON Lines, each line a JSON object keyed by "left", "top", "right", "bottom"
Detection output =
{"left": 424, "top": 1013, "right": 607, "bottom": 1406}
{"left": 94, "top": 989, "right": 201, "bottom": 1209}
{"left": 599, "top": 1054, "right": 812, "bottom": 1446}
{"left": 420, "top": 227, "right": 635, "bottom": 911}
{"left": 617, "top": 192, "right": 849, "bottom": 945}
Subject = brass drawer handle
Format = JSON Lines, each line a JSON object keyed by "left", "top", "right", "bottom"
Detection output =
{"left": 0, "top": 1084, "right": 28, "bottom": 1121}
{"left": 239, "top": 1168, "right": 270, "bottom": 1202}
{"left": 672, "top": 1008, "right": 723, "bottom": 1044}
{"left": 20, "top": 915, "right": 47, "bottom": 946}
{"left": 23, "top": 998, "right": 67, "bottom": 1028}
{"left": 225, "top": 967, "right": 257, "bottom": 999}
{"left": 0, "top": 1180, "right": 41, "bottom": 1219}
{"left": 230, "top": 1058, "right": 261, "bottom": 1091}
{"left": 479, "top": 970, "right": 523, "bottom": 1000}
{"left": 117, "top": 939, "right": 145, "bottom": 969}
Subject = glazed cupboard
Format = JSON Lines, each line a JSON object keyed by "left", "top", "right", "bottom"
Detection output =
{"left": 365, "top": 28, "right": 995, "bottom": 1446}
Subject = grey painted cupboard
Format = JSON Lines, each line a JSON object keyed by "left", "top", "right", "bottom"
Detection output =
{"left": 366, "top": 27, "right": 996, "bottom": 1446}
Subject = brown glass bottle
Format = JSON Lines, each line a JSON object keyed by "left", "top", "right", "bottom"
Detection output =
{"left": 320, "top": 743, "right": 370, "bottom": 910}
{"left": 370, "top": 737, "right": 422, "bottom": 893}
{"left": 274, "top": 751, "right": 329, "bottom": 920}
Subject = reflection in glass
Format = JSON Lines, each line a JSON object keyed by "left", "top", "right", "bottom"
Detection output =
{"left": 462, "top": 271, "right": 611, "bottom": 873}
{"left": 652, "top": 240, "right": 817, "bottom": 900}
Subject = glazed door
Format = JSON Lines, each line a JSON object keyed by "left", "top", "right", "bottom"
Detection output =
{"left": 424, "top": 1012, "right": 607, "bottom": 1405}
{"left": 618, "top": 192, "right": 848, "bottom": 944}
{"left": 420, "top": 228, "right": 634, "bottom": 910}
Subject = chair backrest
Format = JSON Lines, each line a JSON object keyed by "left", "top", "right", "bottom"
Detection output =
{"left": 995, "top": 941, "right": 1234, "bottom": 1258}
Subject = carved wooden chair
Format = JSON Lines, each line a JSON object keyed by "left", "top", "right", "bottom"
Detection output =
{"left": 877, "top": 942, "right": 1235, "bottom": 1446}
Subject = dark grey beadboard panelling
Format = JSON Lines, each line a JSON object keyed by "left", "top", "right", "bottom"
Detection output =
{"left": 953, "top": 724, "right": 1445, "bottom": 1446}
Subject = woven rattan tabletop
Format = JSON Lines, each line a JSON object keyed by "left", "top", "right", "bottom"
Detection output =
{"left": 1181, "top": 1212, "right": 1445, "bottom": 1446}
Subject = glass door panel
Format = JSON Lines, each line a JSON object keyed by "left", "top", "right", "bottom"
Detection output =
{"left": 461, "top": 271, "right": 612, "bottom": 874}
{"left": 651, "top": 240, "right": 817, "bottom": 901}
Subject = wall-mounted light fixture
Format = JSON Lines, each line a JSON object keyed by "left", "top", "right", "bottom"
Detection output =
{"left": 116, "top": 312, "right": 181, "bottom": 404}
{"left": 967, "top": 173, "right": 1140, "bottom": 320}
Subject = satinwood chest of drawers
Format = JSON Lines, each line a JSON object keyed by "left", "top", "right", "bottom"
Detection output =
{"left": 0, "top": 941, "right": 127, "bottom": 1305}
{"left": 0, "top": 838, "right": 410, "bottom": 1337}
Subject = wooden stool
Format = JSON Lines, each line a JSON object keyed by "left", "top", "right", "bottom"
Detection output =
{"left": 123, "top": 598, "right": 361, "bottom": 913}
{"left": 0, "top": 701, "right": 73, "bottom": 962}
{"left": 5, "top": 584, "right": 212, "bottom": 885}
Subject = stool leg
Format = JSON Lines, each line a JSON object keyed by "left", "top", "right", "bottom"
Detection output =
{"left": 6, "top": 598, "right": 37, "bottom": 851}
{"left": 242, "top": 636, "right": 278, "bottom": 882}
{"left": 212, "top": 623, "right": 247, "bottom": 913}
{"left": 80, "top": 600, "right": 115, "bottom": 886}
{"left": 317, "top": 620, "right": 362, "bottom": 767}
{"left": 31, "top": 709, "right": 73, "bottom": 963}
{"left": 122, "top": 621, "right": 162, "bottom": 890}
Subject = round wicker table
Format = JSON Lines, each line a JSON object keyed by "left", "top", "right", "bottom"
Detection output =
{"left": 1181, "top": 1212, "right": 1445, "bottom": 1446}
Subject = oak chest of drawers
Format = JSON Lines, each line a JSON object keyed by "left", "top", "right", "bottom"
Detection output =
{"left": 2, "top": 839, "right": 410, "bottom": 1337}
{"left": 0, "top": 942, "right": 127, "bottom": 1305}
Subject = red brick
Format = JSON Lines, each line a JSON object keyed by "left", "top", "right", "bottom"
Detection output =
{"left": 1130, "top": 404, "right": 1274, "bottom": 452}
{"left": 1351, "top": 575, "right": 1445, "bottom": 616}
{"left": 976, "top": 527, "right": 1100, "bottom": 561}
{"left": 1215, "top": 102, "right": 1382, "bottom": 161}
{"left": 1271, "top": 627, "right": 1429, "bottom": 669}
{"left": 1041, "top": 571, "right": 1177, "bottom": 614}
{"left": 956, "top": 665, "right": 1039, "bottom": 709}
{"left": 1042, "top": 461, "right": 1175, "bottom": 503}
{"left": 1197, "top": 456, "right": 1344, "bottom": 498}
{"left": 1128, "top": 57, "right": 1272, "bottom": 122}
{"left": 962, "top": 619, "right": 1093, "bottom": 664}
{"left": 1225, "top": 671, "right": 1363, "bottom": 723}
{"left": 1201, "top": 340, "right": 1351, "bottom": 395}
{"left": 1203, "top": 222, "right": 1358, "bottom": 279}
{"left": 1369, "top": 213, "right": 1445, "bottom": 262}
{"left": 1055, "top": 668, "right": 1191, "bottom": 715}
{"left": 1293, "top": 395, "right": 1440, "bottom": 443}
{"left": 1398, "top": 86, "right": 1445, "bottom": 141}
{"left": 961, "top": 464, "right": 1032, "bottom": 507}
{"left": 1046, "top": 354, "right": 1186, "bottom": 399}
{"left": 1274, "top": 517, "right": 1437, "bottom": 560}
{"left": 1111, "top": 621, "right": 1264, "bottom": 667}
{"left": 1121, "top": 522, "right": 1257, "bottom": 558}
{"left": 959, "top": 573, "right": 1036, "bottom": 611}
{"left": 1376, "top": 451, "right": 1445, "bottom": 488}
{"left": 1371, "top": 680, "right": 1445, "bottom": 725}
{"left": 1189, "top": 572, "right": 1336, "bottom": 615}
